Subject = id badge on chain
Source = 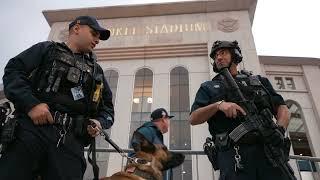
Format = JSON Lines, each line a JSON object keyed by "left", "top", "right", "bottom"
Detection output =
{"left": 71, "top": 86, "right": 85, "bottom": 100}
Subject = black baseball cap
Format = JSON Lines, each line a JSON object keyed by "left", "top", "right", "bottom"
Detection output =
{"left": 150, "top": 108, "right": 174, "bottom": 121}
{"left": 69, "top": 16, "right": 110, "bottom": 40}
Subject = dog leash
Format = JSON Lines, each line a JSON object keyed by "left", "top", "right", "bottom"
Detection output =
{"left": 88, "top": 138, "right": 99, "bottom": 180}
{"left": 88, "top": 126, "right": 151, "bottom": 180}
{"left": 98, "top": 127, "right": 154, "bottom": 166}
{"left": 97, "top": 127, "right": 136, "bottom": 163}
{"left": 88, "top": 124, "right": 133, "bottom": 180}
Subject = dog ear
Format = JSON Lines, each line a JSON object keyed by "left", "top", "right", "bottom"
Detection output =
{"left": 132, "top": 131, "right": 156, "bottom": 153}
{"left": 162, "top": 152, "right": 185, "bottom": 171}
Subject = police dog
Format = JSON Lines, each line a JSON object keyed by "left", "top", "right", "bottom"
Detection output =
{"left": 100, "top": 132, "right": 185, "bottom": 180}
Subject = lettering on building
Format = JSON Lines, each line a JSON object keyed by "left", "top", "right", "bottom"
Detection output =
{"left": 108, "top": 22, "right": 209, "bottom": 36}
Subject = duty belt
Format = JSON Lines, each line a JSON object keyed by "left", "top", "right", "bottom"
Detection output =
{"left": 215, "top": 131, "right": 262, "bottom": 151}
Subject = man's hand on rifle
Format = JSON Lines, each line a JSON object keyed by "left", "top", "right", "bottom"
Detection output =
{"left": 218, "top": 101, "right": 246, "bottom": 119}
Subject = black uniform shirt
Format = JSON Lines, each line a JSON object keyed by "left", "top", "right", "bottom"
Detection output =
{"left": 190, "top": 73, "right": 285, "bottom": 136}
{"left": 3, "top": 41, "right": 114, "bottom": 129}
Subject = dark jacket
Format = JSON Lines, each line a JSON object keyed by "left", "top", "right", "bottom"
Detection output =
{"left": 129, "top": 121, "right": 164, "bottom": 156}
{"left": 3, "top": 41, "right": 114, "bottom": 129}
{"left": 191, "top": 72, "right": 285, "bottom": 136}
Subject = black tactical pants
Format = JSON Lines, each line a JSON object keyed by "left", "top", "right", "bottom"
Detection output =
{"left": 217, "top": 143, "right": 292, "bottom": 180}
{"left": 0, "top": 116, "right": 87, "bottom": 180}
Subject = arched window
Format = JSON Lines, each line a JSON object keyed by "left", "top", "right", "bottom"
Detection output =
{"left": 104, "top": 69, "right": 119, "bottom": 105}
{"left": 170, "top": 66, "right": 192, "bottom": 180}
{"left": 129, "top": 68, "right": 153, "bottom": 140}
{"left": 286, "top": 100, "right": 316, "bottom": 172}
{"left": 286, "top": 100, "right": 311, "bottom": 156}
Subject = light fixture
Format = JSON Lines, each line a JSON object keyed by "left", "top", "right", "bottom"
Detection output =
{"left": 133, "top": 98, "right": 140, "bottom": 104}
{"left": 182, "top": 171, "right": 186, "bottom": 174}
{"left": 147, "top": 97, "right": 153, "bottom": 103}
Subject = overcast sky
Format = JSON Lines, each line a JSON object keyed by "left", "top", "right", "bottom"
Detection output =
{"left": 1, "top": 0, "right": 319, "bottom": 79}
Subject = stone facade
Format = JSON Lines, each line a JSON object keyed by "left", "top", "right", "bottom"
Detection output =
{"left": 30, "top": 0, "right": 320, "bottom": 179}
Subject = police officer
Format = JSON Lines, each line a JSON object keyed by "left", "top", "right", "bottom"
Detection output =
{"left": 190, "top": 40, "right": 293, "bottom": 179}
{"left": 0, "top": 16, "right": 114, "bottom": 180}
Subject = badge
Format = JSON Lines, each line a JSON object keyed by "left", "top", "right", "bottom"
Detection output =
{"left": 67, "top": 67, "right": 81, "bottom": 83}
{"left": 71, "top": 86, "right": 85, "bottom": 100}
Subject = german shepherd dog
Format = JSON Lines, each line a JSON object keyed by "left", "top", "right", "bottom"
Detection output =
{"left": 100, "top": 132, "right": 185, "bottom": 180}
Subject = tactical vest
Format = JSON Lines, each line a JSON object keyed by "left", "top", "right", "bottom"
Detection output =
{"left": 227, "top": 71, "right": 274, "bottom": 114}
{"left": 29, "top": 42, "right": 104, "bottom": 116}
{"left": 207, "top": 71, "right": 275, "bottom": 135}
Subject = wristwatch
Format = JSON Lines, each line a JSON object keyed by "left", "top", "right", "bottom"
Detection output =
{"left": 217, "top": 100, "right": 224, "bottom": 110}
